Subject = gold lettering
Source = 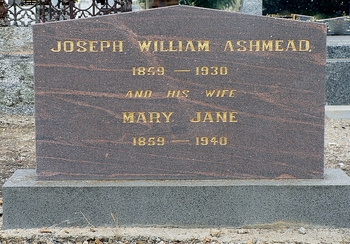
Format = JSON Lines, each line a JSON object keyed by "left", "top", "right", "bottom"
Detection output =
{"left": 89, "top": 41, "right": 98, "bottom": 52}
{"left": 125, "top": 91, "right": 133, "bottom": 98}
{"left": 167, "top": 90, "right": 176, "bottom": 97}
{"left": 122, "top": 112, "right": 173, "bottom": 123}
{"left": 125, "top": 90, "right": 152, "bottom": 98}
{"left": 262, "top": 40, "right": 273, "bottom": 51}
{"left": 162, "top": 112, "right": 173, "bottom": 122}
{"left": 223, "top": 39, "right": 310, "bottom": 53}
{"left": 275, "top": 40, "right": 284, "bottom": 51}
{"left": 224, "top": 40, "right": 234, "bottom": 52}
{"left": 220, "top": 90, "right": 229, "bottom": 97}
{"left": 229, "top": 90, "right": 236, "bottom": 97}
{"left": 52, "top": 40, "right": 123, "bottom": 53}
{"left": 178, "top": 40, "right": 183, "bottom": 52}
{"left": 135, "top": 90, "right": 143, "bottom": 97}
{"left": 205, "top": 90, "right": 235, "bottom": 97}
{"left": 63, "top": 41, "right": 74, "bottom": 52}
{"left": 169, "top": 40, "right": 178, "bottom": 52}
{"left": 286, "top": 40, "right": 297, "bottom": 51}
{"left": 185, "top": 41, "right": 196, "bottom": 52}
{"left": 202, "top": 112, "right": 214, "bottom": 122}
{"left": 123, "top": 112, "right": 135, "bottom": 123}
{"left": 154, "top": 40, "right": 158, "bottom": 52}
{"left": 229, "top": 111, "right": 238, "bottom": 122}
{"left": 167, "top": 90, "right": 189, "bottom": 98}
{"left": 100, "top": 41, "right": 110, "bottom": 52}
{"left": 137, "top": 40, "right": 209, "bottom": 52}
{"left": 112, "top": 41, "right": 124, "bottom": 52}
{"left": 138, "top": 41, "right": 152, "bottom": 52}
{"left": 237, "top": 40, "right": 247, "bottom": 52}
{"left": 182, "top": 90, "right": 189, "bottom": 97}
{"left": 299, "top": 40, "right": 310, "bottom": 51}
{"left": 249, "top": 40, "right": 260, "bottom": 51}
{"left": 51, "top": 41, "right": 62, "bottom": 52}
{"left": 197, "top": 40, "right": 210, "bottom": 51}
{"left": 190, "top": 111, "right": 238, "bottom": 122}
{"left": 144, "top": 90, "right": 152, "bottom": 97}
{"left": 136, "top": 112, "right": 147, "bottom": 123}
{"left": 205, "top": 90, "right": 216, "bottom": 97}
{"left": 160, "top": 41, "right": 168, "bottom": 52}
{"left": 77, "top": 41, "right": 87, "bottom": 52}
{"left": 216, "top": 112, "right": 227, "bottom": 122}
{"left": 190, "top": 112, "right": 201, "bottom": 123}
{"left": 148, "top": 112, "right": 161, "bottom": 123}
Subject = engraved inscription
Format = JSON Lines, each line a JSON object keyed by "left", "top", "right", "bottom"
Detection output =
{"left": 50, "top": 40, "right": 124, "bottom": 53}
{"left": 195, "top": 66, "right": 228, "bottom": 75}
{"left": 205, "top": 90, "right": 236, "bottom": 97}
{"left": 133, "top": 137, "right": 165, "bottom": 146}
{"left": 166, "top": 90, "right": 190, "bottom": 98}
{"left": 195, "top": 136, "right": 228, "bottom": 146}
{"left": 34, "top": 6, "right": 326, "bottom": 180}
{"left": 122, "top": 112, "right": 174, "bottom": 123}
{"left": 132, "top": 67, "right": 165, "bottom": 75}
{"left": 224, "top": 39, "right": 311, "bottom": 52}
{"left": 138, "top": 40, "right": 210, "bottom": 52}
{"left": 190, "top": 112, "right": 238, "bottom": 123}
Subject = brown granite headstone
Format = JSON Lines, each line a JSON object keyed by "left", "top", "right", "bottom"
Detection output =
{"left": 33, "top": 6, "right": 327, "bottom": 180}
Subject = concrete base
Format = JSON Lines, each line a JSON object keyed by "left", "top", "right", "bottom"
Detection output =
{"left": 3, "top": 169, "right": 350, "bottom": 229}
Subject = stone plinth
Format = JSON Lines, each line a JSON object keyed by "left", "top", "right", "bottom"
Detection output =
{"left": 3, "top": 169, "right": 350, "bottom": 229}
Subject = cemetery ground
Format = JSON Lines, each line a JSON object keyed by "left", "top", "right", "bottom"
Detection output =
{"left": 0, "top": 113, "right": 350, "bottom": 243}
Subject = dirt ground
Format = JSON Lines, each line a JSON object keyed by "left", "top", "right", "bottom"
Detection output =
{"left": 0, "top": 114, "right": 35, "bottom": 196}
{"left": 0, "top": 113, "right": 350, "bottom": 243}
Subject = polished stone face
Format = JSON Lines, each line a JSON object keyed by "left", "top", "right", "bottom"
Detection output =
{"left": 34, "top": 6, "right": 327, "bottom": 180}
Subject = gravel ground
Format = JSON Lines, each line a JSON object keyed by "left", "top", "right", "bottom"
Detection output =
{"left": 0, "top": 113, "right": 350, "bottom": 243}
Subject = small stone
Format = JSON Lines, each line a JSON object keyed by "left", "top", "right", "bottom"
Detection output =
{"left": 39, "top": 228, "right": 52, "bottom": 233}
{"left": 204, "top": 237, "right": 211, "bottom": 242}
{"left": 210, "top": 230, "right": 222, "bottom": 237}
{"left": 237, "top": 229, "right": 249, "bottom": 234}
{"left": 298, "top": 227, "right": 306, "bottom": 235}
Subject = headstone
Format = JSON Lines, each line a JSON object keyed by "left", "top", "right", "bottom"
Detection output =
{"left": 326, "top": 36, "right": 350, "bottom": 105}
{"left": 33, "top": 6, "right": 326, "bottom": 180}
{"left": 5, "top": 6, "right": 350, "bottom": 230}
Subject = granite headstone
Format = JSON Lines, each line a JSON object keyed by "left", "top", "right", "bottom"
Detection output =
{"left": 33, "top": 6, "right": 327, "bottom": 180}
